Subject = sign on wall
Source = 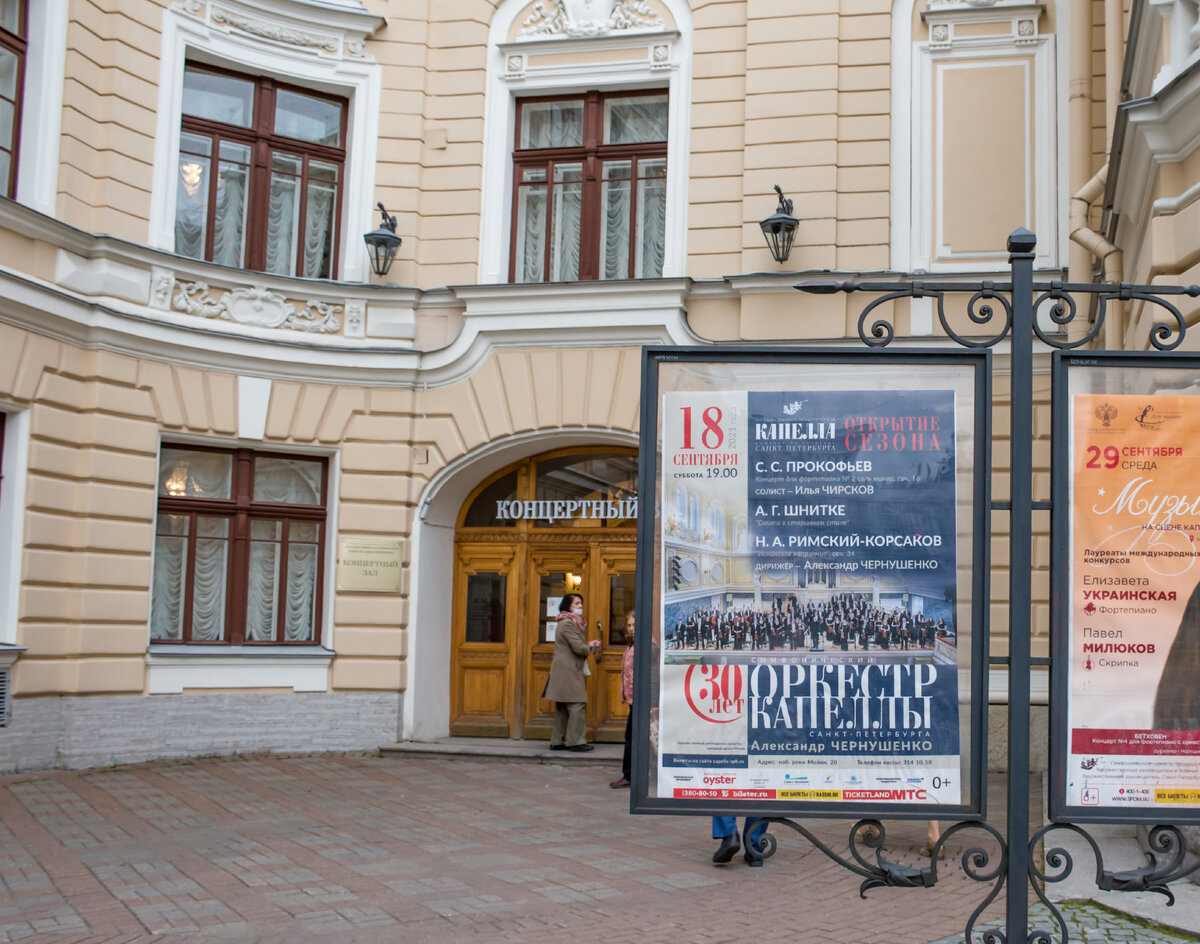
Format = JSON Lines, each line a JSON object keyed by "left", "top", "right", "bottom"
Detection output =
{"left": 633, "top": 349, "right": 989, "bottom": 818}
{"left": 337, "top": 538, "right": 403, "bottom": 593}
{"left": 1052, "top": 353, "right": 1200, "bottom": 822}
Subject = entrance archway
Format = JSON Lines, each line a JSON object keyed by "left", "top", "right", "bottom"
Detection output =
{"left": 450, "top": 447, "right": 637, "bottom": 740}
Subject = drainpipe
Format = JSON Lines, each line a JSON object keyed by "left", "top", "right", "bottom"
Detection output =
{"left": 1069, "top": 164, "right": 1124, "bottom": 348}
{"left": 1067, "top": 0, "right": 1094, "bottom": 301}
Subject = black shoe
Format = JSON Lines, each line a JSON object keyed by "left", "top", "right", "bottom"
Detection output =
{"left": 712, "top": 834, "right": 740, "bottom": 864}
{"left": 567, "top": 744, "right": 594, "bottom": 752}
{"left": 548, "top": 744, "right": 567, "bottom": 750}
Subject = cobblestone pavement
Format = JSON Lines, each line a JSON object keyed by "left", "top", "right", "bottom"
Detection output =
{"left": 0, "top": 752, "right": 1190, "bottom": 944}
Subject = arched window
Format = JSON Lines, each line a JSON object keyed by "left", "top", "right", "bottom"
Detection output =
{"left": 479, "top": 0, "right": 692, "bottom": 283}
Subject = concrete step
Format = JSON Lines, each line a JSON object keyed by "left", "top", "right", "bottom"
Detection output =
{"left": 379, "top": 737, "right": 623, "bottom": 767}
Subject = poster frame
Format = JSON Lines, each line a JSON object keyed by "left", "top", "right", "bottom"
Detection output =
{"left": 631, "top": 346, "right": 991, "bottom": 820}
{"left": 1050, "top": 350, "right": 1200, "bottom": 824}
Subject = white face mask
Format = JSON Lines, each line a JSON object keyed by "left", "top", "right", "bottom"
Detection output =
{"left": 571, "top": 604, "right": 583, "bottom": 614}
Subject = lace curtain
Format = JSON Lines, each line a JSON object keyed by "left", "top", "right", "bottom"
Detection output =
{"left": 266, "top": 159, "right": 302, "bottom": 276}
{"left": 302, "top": 177, "right": 337, "bottom": 279}
{"left": 191, "top": 518, "right": 228, "bottom": 641}
{"left": 174, "top": 135, "right": 210, "bottom": 260}
{"left": 254, "top": 457, "right": 323, "bottom": 504}
{"left": 158, "top": 449, "right": 231, "bottom": 499}
{"left": 245, "top": 520, "right": 319, "bottom": 642}
{"left": 151, "top": 516, "right": 188, "bottom": 640}
{"left": 605, "top": 98, "right": 668, "bottom": 144}
{"left": 550, "top": 164, "right": 582, "bottom": 282}
{"left": 516, "top": 185, "right": 547, "bottom": 282}
{"left": 246, "top": 525, "right": 280, "bottom": 642}
{"left": 601, "top": 163, "right": 631, "bottom": 280}
{"left": 521, "top": 102, "right": 583, "bottom": 148}
{"left": 637, "top": 161, "right": 667, "bottom": 278}
{"left": 212, "top": 156, "right": 248, "bottom": 268}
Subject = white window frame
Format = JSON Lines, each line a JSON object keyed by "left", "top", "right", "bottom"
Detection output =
{"left": 890, "top": 0, "right": 1067, "bottom": 273}
{"left": 14, "top": 0, "right": 67, "bottom": 215}
{"left": 479, "top": 0, "right": 693, "bottom": 284}
{"left": 144, "top": 435, "right": 340, "bottom": 694}
{"left": 149, "top": 2, "right": 382, "bottom": 282}
{"left": 0, "top": 407, "right": 29, "bottom": 646}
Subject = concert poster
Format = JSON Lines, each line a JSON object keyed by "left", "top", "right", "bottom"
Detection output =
{"left": 1063, "top": 376, "right": 1200, "bottom": 815}
{"left": 646, "top": 356, "right": 983, "bottom": 814}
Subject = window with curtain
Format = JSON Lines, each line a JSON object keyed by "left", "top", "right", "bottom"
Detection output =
{"left": 151, "top": 446, "right": 328, "bottom": 645}
{"left": 511, "top": 91, "right": 667, "bottom": 283}
{"left": 175, "top": 64, "right": 345, "bottom": 279}
{"left": 0, "top": 0, "right": 26, "bottom": 199}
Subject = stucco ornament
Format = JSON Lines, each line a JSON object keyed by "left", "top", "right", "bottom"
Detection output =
{"left": 210, "top": 6, "right": 340, "bottom": 52}
{"left": 173, "top": 282, "right": 342, "bottom": 333}
{"left": 519, "top": 0, "right": 663, "bottom": 37}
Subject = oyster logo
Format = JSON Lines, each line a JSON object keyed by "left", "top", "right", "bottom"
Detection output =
{"left": 1094, "top": 402, "right": 1117, "bottom": 427}
{"left": 781, "top": 400, "right": 806, "bottom": 416}
{"left": 683, "top": 665, "right": 744, "bottom": 723}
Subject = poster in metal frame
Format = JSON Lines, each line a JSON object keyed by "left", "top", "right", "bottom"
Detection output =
{"left": 631, "top": 347, "right": 990, "bottom": 820}
{"left": 1051, "top": 351, "right": 1200, "bottom": 824}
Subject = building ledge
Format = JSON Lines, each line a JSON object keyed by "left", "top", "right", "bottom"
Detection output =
{"left": 146, "top": 645, "right": 334, "bottom": 694}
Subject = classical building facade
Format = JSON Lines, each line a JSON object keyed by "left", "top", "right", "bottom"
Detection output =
{"left": 0, "top": 0, "right": 1194, "bottom": 770}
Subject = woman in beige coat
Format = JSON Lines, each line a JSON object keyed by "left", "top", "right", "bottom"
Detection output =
{"left": 543, "top": 593, "right": 598, "bottom": 751}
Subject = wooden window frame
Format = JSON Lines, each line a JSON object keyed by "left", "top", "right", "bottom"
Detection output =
{"left": 0, "top": 0, "right": 27, "bottom": 199}
{"left": 509, "top": 90, "right": 668, "bottom": 283}
{"left": 179, "top": 62, "right": 348, "bottom": 278}
{"left": 153, "top": 444, "right": 329, "bottom": 646}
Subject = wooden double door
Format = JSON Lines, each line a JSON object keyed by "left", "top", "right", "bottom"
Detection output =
{"left": 451, "top": 536, "right": 636, "bottom": 741}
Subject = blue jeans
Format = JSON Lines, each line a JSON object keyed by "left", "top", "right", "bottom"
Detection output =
{"left": 712, "top": 816, "right": 766, "bottom": 843}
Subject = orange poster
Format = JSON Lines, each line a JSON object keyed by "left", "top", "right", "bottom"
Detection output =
{"left": 1068, "top": 393, "right": 1200, "bottom": 810}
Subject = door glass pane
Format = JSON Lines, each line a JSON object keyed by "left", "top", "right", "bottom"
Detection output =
{"left": 539, "top": 572, "right": 577, "bottom": 644}
{"left": 151, "top": 515, "right": 189, "bottom": 640}
{"left": 266, "top": 153, "right": 302, "bottom": 276}
{"left": 514, "top": 182, "right": 546, "bottom": 282}
{"left": 608, "top": 574, "right": 635, "bottom": 646}
{"left": 465, "top": 573, "right": 507, "bottom": 643}
{"left": 534, "top": 453, "right": 638, "bottom": 527}
{"left": 158, "top": 448, "right": 232, "bottom": 499}
{"left": 253, "top": 456, "right": 323, "bottom": 504}
{"left": 175, "top": 133, "right": 212, "bottom": 261}
{"left": 636, "top": 158, "right": 667, "bottom": 278}
{"left": 462, "top": 472, "right": 519, "bottom": 527}
{"left": 520, "top": 100, "right": 583, "bottom": 149}
{"left": 182, "top": 67, "right": 255, "bottom": 127}
{"left": 192, "top": 517, "right": 228, "bottom": 641}
{"left": 302, "top": 160, "right": 338, "bottom": 279}
{"left": 275, "top": 88, "right": 342, "bottom": 146}
{"left": 604, "top": 95, "right": 668, "bottom": 144}
{"left": 246, "top": 520, "right": 281, "bottom": 641}
{"left": 549, "top": 163, "right": 582, "bottom": 282}
{"left": 213, "top": 142, "right": 251, "bottom": 268}
{"left": 600, "top": 161, "right": 631, "bottom": 280}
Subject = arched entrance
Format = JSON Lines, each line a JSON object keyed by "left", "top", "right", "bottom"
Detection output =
{"left": 450, "top": 447, "right": 637, "bottom": 740}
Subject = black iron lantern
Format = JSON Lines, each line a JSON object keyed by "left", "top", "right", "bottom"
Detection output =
{"left": 759, "top": 184, "right": 798, "bottom": 264}
{"left": 363, "top": 202, "right": 402, "bottom": 278}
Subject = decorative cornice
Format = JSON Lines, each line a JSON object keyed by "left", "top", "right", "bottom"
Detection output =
{"left": 211, "top": 6, "right": 340, "bottom": 52}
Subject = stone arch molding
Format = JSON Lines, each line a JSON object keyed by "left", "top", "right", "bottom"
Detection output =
{"left": 478, "top": 0, "right": 693, "bottom": 283}
{"left": 405, "top": 425, "right": 638, "bottom": 740}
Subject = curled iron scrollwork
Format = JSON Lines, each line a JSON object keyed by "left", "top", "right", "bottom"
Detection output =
{"left": 1032, "top": 286, "right": 1098, "bottom": 349}
{"left": 1027, "top": 823, "right": 1200, "bottom": 943}
{"left": 741, "top": 817, "right": 1008, "bottom": 940}
{"left": 937, "top": 284, "right": 1013, "bottom": 348}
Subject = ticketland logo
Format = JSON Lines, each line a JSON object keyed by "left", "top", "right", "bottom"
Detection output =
{"left": 684, "top": 665, "right": 745, "bottom": 723}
